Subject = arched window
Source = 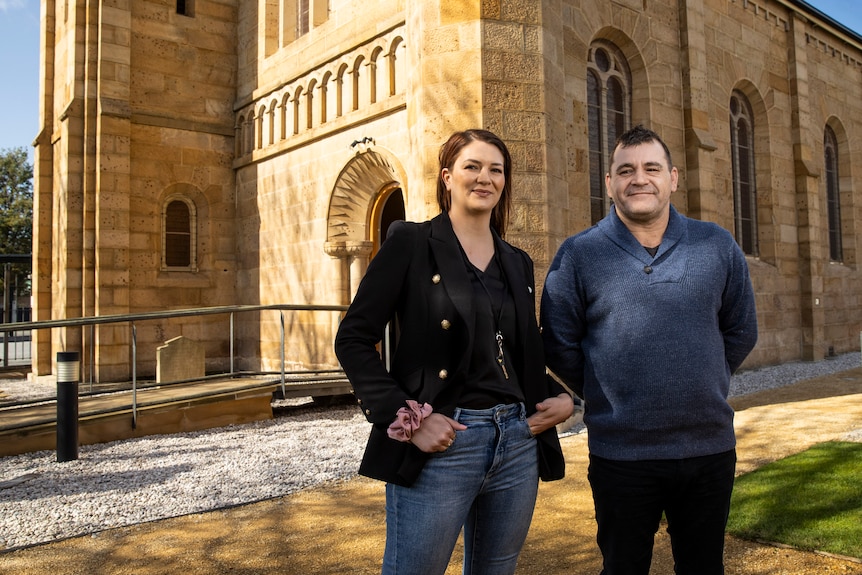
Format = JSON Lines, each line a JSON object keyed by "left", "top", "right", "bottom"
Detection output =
{"left": 268, "top": 99, "right": 277, "bottom": 145}
{"left": 256, "top": 105, "right": 266, "bottom": 149}
{"left": 587, "top": 41, "right": 631, "bottom": 225}
{"left": 292, "top": 87, "right": 303, "bottom": 134}
{"left": 824, "top": 126, "right": 842, "bottom": 263}
{"left": 336, "top": 64, "right": 348, "bottom": 118}
{"left": 163, "top": 198, "right": 197, "bottom": 270}
{"left": 235, "top": 115, "right": 244, "bottom": 157}
{"left": 730, "top": 91, "right": 758, "bottom": 256}
{"left": 351, "top": 56, "right": 364, "bottom": 112}
{"left": 280, "top": 93, "right": 291, "bottom": 139}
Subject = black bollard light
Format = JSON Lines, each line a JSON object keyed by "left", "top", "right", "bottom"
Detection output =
{"left": 56, "top": 351, "right": 80, "bottom": 462}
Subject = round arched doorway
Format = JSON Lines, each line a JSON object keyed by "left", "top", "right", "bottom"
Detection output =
{"left": 370, "top": 183, "right": 405, "bottom": 253}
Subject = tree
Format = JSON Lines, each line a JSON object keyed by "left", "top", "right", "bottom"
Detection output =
{"left": 0, "top": 147, "right": 34, "bottom": 303}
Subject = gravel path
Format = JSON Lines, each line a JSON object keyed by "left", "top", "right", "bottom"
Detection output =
{"left": 0, "top": 352, "right": 859, "bottom": 552}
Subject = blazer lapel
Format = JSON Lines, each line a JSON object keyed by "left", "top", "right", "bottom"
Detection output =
{"left": 428, "top": 213, "right": 476, "bottom": 378}
{"left": 495, "top": 235, "right": 531, "bottom": 344}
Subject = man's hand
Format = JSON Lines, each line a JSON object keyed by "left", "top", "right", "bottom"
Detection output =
{"left": 527, "top": 393, "right": 575, "bottom": 436}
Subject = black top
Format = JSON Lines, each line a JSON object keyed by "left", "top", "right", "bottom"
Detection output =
{"left": 459, "top": 253, "right": 524, "bottom": 408}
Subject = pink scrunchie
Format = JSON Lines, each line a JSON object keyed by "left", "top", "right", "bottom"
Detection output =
{"left": 387, "top": 400, "right": 433, "bottom": 442}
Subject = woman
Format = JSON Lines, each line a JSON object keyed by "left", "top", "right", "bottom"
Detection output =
{"left": 335, "top": 129, "right": 574, "bottom": 575}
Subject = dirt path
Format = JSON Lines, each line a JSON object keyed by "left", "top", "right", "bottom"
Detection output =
{"left": 1, "top": 369, "right": 861, "bottom": 575}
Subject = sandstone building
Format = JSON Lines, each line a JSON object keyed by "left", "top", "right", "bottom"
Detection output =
{"left": 33, "top": 0, "right": 862, "bottom": 381}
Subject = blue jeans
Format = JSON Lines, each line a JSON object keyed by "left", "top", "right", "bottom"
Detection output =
{"left": 382, "top": 403, "right": 539, "bottom": 575}
{"left": 588, "top": 450, "right": 737, "bottom": 575}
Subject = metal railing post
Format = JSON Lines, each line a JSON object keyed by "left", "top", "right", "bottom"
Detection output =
{"left": 131, "top": 323, "right": 138, "bottom": 429}
{"left": 89, "top": 324, "right": 95, "bottom": 392}
{"left": 279, "top": 311, "right": 286, "bottom": 398}
{"left": 230, "top": 312, "right": 235, "bottom": 376}
{"left": 2, "top": 263, "right": 9, "bottom": 369}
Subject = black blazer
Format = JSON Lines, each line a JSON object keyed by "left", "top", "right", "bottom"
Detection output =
{"left": 335, "top": 212, "right": 566, "bottom": 487}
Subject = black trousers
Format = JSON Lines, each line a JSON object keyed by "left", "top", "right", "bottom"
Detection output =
{"left": 587, "top": 449, "right": 737, "bottom": 575}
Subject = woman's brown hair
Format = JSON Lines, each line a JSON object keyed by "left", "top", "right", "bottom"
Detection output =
{"left": 436, "top": 129, "right": 512, "bottom": 237}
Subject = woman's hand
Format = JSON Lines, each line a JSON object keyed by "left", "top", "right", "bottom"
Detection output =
{"left": 409, "top": 413, "right": 467, "bottom": 453}
{"left": 527, "top": 393, "right": 575, "bottom": 436}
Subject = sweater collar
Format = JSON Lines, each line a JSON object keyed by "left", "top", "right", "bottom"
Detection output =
{"left": 598, "top": 204, "right": 685, "bottom": 263}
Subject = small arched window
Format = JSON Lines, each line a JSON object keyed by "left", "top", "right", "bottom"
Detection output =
{"left": 163, "top": 198, "right": 197, "bottom": 270}
{"left": 587, "top": 41, "right": 631, "bottom": 225}
{"left": 824, "top": 125, "right": 842, "bottom": 263}
{"left": 730, "top": 91, "right": 758, "bottom": 256}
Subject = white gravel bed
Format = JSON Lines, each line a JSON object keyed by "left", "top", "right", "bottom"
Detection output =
{"left": 0, "top": 403, "right": 367, "bottom": 551}
{"left": 729, "top": 351, "right": 860, "bottom": 396}
{"left": 0, "top": 352, "right": 860, "bottom": 552}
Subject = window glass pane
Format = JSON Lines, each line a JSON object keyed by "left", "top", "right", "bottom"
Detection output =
{"left": 607, "top": 77, "right": 625, "bottom": 153}
{"left": 825, "top": 127, "right": 842, "bottom": 261}
{"left": 165, "top": 201, "right": 192, "bottom": 267}
{"left": 166, "top": 201, "right": 190, "bottom": 233}
{"left": 594, "top": 48, "right": 610, "bottom": 72}
{"left": 587, "top": 42, "right": 631, "bottom": 226}
{"left": 298, "top": 0, "right": 310, "bottom": 36}
{"left": 165, "top": 235, "right": 191, "bottom": 267}
{"left": 730, "top": 93, "right": 757, "bottom": 256}
{"left": 588, "top": 71, "right": 604, "bottom": 224}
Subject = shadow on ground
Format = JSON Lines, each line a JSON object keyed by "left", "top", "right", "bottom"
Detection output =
{"left": 1, "top": 369, "right": 861, "bottom": 574}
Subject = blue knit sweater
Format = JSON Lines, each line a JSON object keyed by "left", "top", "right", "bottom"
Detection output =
{"left": 541, "top": 206, "right": 758, "bottom": 461}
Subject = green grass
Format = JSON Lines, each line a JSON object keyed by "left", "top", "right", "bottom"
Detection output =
{"left": 727, "top": 441, "right": 862, "bottom": 559}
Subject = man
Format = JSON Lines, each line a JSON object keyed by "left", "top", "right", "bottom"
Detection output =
{"left": 540, "top": 125, "right": 758, "bottom": 575}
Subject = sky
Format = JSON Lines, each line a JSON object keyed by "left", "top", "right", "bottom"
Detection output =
{"left": 1, "top": 1, "right": 861, "bottom": 156}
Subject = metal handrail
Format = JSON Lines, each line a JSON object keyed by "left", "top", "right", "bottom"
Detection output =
{"left": 0, "top": 304, "right": 347, "bottom": 331}
{"left": 0, "top": 304, "right": 349, "bottom": 427}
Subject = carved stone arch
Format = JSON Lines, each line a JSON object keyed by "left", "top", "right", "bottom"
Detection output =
{"left": 388, "top": 35, "right": 404, "bottom": 56}
{"left": 387, "top": 36, "right": 404, "bottom": 96}
{"left": 326, "top": 150, "right": 402, "bottom": 244}
{"left": 320, "top": 71, "right": 332, "bottom": 123}
{"left": 306, "top": 78, "right": 318, "bottom": 129}
{"left": 589, "top": 28, "right": 644, "bottom": 122}
{"left": 280, "top": 92, "right": 291, "bottom": 138}
{"left": 351, "top": 55, "right": 365, "bottom": 111}
{"left": 335, "top": 63, "right": 349, "bottom": 117}
{"left": 325, "top": 149, "right": 406, "bottom": 303}
{"left": 256, "top": 104, "right": 266, "bottom": 149}
{"left": 369, "top": 46, "right": 384, "bottom": 104}
{"left": 268, "top": 99, "right": 278, "bottom": 145}
{"left": 292, "top": 86, "right": 304, "bottom": 134}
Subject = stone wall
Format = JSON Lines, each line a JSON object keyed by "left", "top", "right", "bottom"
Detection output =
{"left": 34, "top": 0, "right": 862, "bottom": 382}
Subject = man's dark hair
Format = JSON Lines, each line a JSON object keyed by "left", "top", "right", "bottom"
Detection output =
{"left": 610, "top": 124, "right": 673, "bottom": 169}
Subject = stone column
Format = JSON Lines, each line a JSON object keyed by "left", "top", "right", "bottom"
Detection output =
{"left": 346, "top": 241, "right": 374, "bottom": 299}
{"left": 404, "top": 0, "right": 484, "bottom": 220}
{"left": 325, "top": 240, "right": 373, "bottom": 304}
{"left": 788, "top": 13, "right": 825, "bottom": 361}
{"left": 92, "top": 2, "right": 133, "bottom": 380}
{"left": 482, "top": 0, "right": 568, "bottom": 276}
{"left": 48, "top": 2, "right": 87, "bottom": 369}
{"left": 679, "top": 0, "right": 719, "bottom": 222}
{"left": 31, "top": 0, "right": 57, "bottom": 375}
